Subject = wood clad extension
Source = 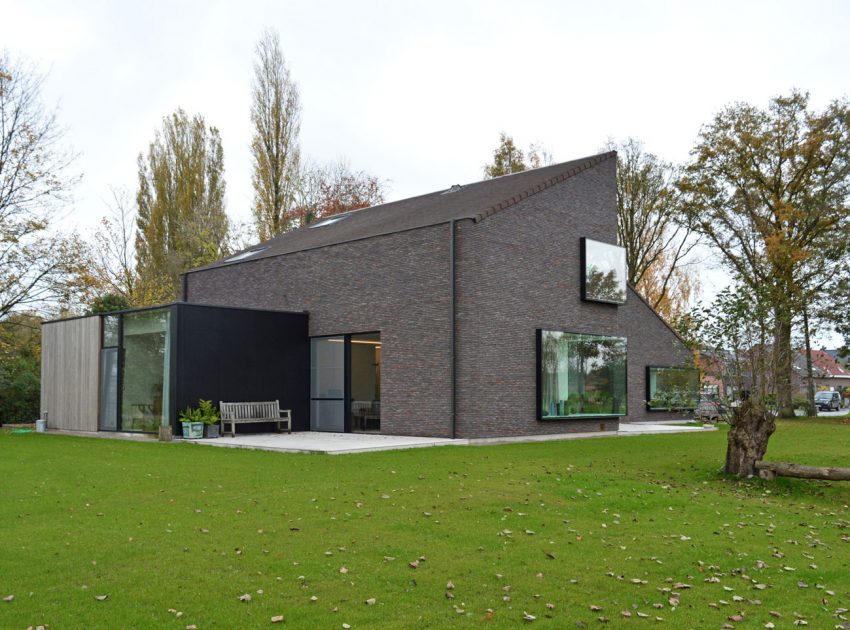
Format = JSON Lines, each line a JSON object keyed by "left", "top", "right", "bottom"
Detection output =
{"left": 40, "top": 316, "right": 101, "bottom": 431}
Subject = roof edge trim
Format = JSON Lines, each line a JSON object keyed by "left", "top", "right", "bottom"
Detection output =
{"left": 472, "top": 151, "right": 617, "bottom": 223}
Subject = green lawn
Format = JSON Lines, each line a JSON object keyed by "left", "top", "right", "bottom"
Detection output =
{"left": 1, "top": 420, "right": 848, "bottom": 629}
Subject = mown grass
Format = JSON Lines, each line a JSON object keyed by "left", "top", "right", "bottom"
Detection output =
{"left": 1, "top": 420, "right": 848, "bottom": 629}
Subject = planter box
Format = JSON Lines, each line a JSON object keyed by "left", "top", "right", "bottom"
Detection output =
{"left": 204, "top": 423, "right": 220, "bottom": 438}
{"left": 181, "top": 421, "right": 204, "bottom": 439}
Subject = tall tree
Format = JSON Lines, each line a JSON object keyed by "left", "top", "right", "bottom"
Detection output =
{"left": 291, "top": 160, "right": 385, "bottom": 228}
{"left": 0, "top": 54, "right": 87, "bottom": 319}
{"left": 250, "top": 29, "right": 301, "bottom": 240}
{"left": 610, "top": 139, "right": 700, "bottom": 325}
{"left": 136, "top": 108, "right": 229, "bottom": 304}
{"left": 483, "top": 133, "right": 527, "bottom": 178}
{"left": 680, "top": 91, "right": 850, "bottom": 420}
{"left": 483, "top": 133, "right": 554, "bottom": 178}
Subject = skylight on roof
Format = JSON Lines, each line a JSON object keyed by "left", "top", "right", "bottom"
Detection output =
{"left": 309, "top": 214, "right": 350, "bottom": 228}
{"left": 225, "top": 246, "right": 269, "bottom": 262}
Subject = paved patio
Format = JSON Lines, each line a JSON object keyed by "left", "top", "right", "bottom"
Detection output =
{"left": 189, "top": 422, "right": 715, "bottom": 454}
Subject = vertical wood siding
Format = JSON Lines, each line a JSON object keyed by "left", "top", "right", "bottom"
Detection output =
{"left": 40, "top": 316, "right": 101, "bottom": 431}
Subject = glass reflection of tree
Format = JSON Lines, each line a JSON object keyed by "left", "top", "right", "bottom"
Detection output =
{"left": 586, "top": 267, "right": 625, "bottom": 302}
{"left": 541, "top": 332, "right": 561, "bottom": 416}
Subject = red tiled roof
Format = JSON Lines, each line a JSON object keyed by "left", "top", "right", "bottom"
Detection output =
{"left": 799, "top": 348, "right": 850, "bottom": 377}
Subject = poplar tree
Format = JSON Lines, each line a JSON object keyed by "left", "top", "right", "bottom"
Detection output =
{"left": 135, "top": 109, "right": 229, "bottom": 304}
{"left": 250, "top": 29, "right": 301, "bottom": 240}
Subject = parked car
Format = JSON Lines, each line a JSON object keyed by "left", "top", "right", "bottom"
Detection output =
{"left": 814, "top": 391, "right": 841, "bottom": 411}
{"left": 695, "top": 397, "right": 728, "bottom": 423}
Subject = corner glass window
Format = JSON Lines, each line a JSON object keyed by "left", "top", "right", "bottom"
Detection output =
{"left": 646, "top": 366, "right": 700, "bottom": 411}
{"left": 538, "top": 330, "right": 627, "bottom": 419}
{"left": 121, "top": 308, "right": 171, "bottom": 432}
{"left": 581, "top": 238, "right": 627, "bottom": 304}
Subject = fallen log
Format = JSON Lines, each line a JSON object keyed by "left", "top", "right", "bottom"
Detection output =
{"left": 755, "top": 461, "right": 850, "bottom": 481}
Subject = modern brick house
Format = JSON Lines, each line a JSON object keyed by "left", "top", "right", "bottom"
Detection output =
{"left": 41, "top": 151, "right": 695, "bottom": 438}
{"left": 182, "top": 150, "right": 694, "bottom": 438}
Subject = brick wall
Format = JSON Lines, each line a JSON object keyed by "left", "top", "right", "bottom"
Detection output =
{"left": 454, "top": 158, "right": 692, "bottom": 438}
{"left": 185, "top": 226, "right": 454, "bottom": 437}
{"left": 186, "top": 157, "right": 692, "bottom": 439}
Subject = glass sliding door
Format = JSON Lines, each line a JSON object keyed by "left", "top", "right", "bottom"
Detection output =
{"left": 310, "top": 336, "right": 345, "bottom": 431}
{"left": 310, "top": 332, "right": 382, "bottom": 433}
{"left": 350, "top": 333, "right": 381, "bottom": 433}
{"left": 121, "top": 308, "right": 172, "bottom": 432}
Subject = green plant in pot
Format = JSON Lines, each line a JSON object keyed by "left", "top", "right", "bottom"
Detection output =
{"left": 179, "top": 399, "right": 220, "bottom": 439}
{"left": 199, "top": 399, "right": 221, "bottom": 438}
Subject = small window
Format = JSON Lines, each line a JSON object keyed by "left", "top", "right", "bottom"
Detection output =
{"left": 226, "top": 246, "right": 269, "bottom": 262}
{"left": 309, "top": 214, "right": 350, "bottom": 228}
{"left": 537, "top": 330, "right": 627, "bottom": 419}
{"left": 581, "top": 238, "right": 627, "bottom": 304}
{"left": 646, "top": 366, "right": 700, "bottom": 411}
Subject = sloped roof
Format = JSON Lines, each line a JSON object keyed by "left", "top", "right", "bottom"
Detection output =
{"left": 192, "top": 151, "right": 616, "bottom": 272}
{"left": 798, "top": 348, "right": 850, "bottom": 378}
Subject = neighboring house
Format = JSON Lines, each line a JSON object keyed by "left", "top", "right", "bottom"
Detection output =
{"left": 42, "top": 151, "right": 694, "bottom": 439}
{"left": 793, "top": 348, "right": 850, "bottom": 395}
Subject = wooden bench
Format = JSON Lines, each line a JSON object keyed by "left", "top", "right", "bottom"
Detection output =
{"left": 219, "top": 400, "right": 291, "bottom": 437}
{"left": 755, "top": 461, "right": 850, "bottom": 481}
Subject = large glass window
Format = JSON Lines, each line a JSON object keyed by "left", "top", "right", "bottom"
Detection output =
{"left": 581, "top": 238, "right": 627, "bottom": 304}
{"left": 121, "top": 308, "right": 171, "bottom": 432}
{"left": 538, "top": 330, "right": 627, "bottom": 419}
{"left": 646, "top": 366, "right": 699, "bottom": 411}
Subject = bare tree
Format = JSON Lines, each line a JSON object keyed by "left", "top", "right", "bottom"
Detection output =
{"left": 88, "top": 188, "right": 138, "bottom": 303}
{"left": 0, "top": 53, "right": 85, "bottom": 319}
{"left": 250, "top": 29, "right": 301, "bottom": 240}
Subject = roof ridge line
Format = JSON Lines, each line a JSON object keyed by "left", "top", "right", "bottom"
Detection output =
{"left": 472, "top": 151, "right": 617, "bottom": 223}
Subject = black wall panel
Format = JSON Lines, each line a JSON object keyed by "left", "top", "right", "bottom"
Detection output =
{"left": 174, "top": 304, "right": 309, "bottom": 432}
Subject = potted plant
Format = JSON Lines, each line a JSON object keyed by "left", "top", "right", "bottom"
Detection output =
{"left": 179, "top": 405, "right": 204, "bottom": 439}
{"left": 199, "top": 399, "right": 221, "bottom": 438}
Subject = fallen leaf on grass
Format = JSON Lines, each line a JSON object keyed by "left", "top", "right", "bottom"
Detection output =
{"left": 339, "top": 566, "right": 349, "bottom": 574}
{"left": 271, "top": 615, "right": 284, "bottom": 623}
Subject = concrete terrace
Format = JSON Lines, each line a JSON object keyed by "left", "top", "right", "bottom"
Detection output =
{"left": 188, "top": 422, "right": 715, "bottom": 455}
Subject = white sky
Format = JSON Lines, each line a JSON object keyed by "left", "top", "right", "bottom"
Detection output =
{"left": 3, "top": 0, "right": 848, "bottom": 341}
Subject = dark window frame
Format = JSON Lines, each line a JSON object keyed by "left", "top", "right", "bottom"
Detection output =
{"left": 536, "top": 329, "right": 628, "bottom": 420}
{"left": 580, "top": 237, "right": 627, "bottom": 305}
{"left": 645, "top": 365, "right": 700, "bottom": 412}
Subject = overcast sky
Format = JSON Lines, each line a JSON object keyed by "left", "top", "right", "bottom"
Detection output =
{"left": 3, "top": 0, "right": 849, "bottom": 336}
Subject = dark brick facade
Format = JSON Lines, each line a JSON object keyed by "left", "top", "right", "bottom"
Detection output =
{"left": 186, "top": 157, "right": 692, "bottom": 438}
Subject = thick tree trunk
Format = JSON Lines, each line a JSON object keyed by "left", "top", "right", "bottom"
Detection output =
{"left": 774, "top": 318, "right": 795, "bottom": 418}
{"left": 724, "top": 401, "right": 776, "bottom": 476}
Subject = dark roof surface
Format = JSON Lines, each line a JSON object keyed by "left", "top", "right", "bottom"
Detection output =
{"left": 192, "top": 151, "right": 615, "bottom": 272}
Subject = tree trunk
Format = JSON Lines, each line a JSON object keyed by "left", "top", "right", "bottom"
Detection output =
{"left": 774, "top": 317, "right": 795, "bottom": 418}
{"left": 724, "top": 401, "right": 776, "bottom": 476}
{"left": 802, "top": 302, "right": 817, "bottom": 417}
